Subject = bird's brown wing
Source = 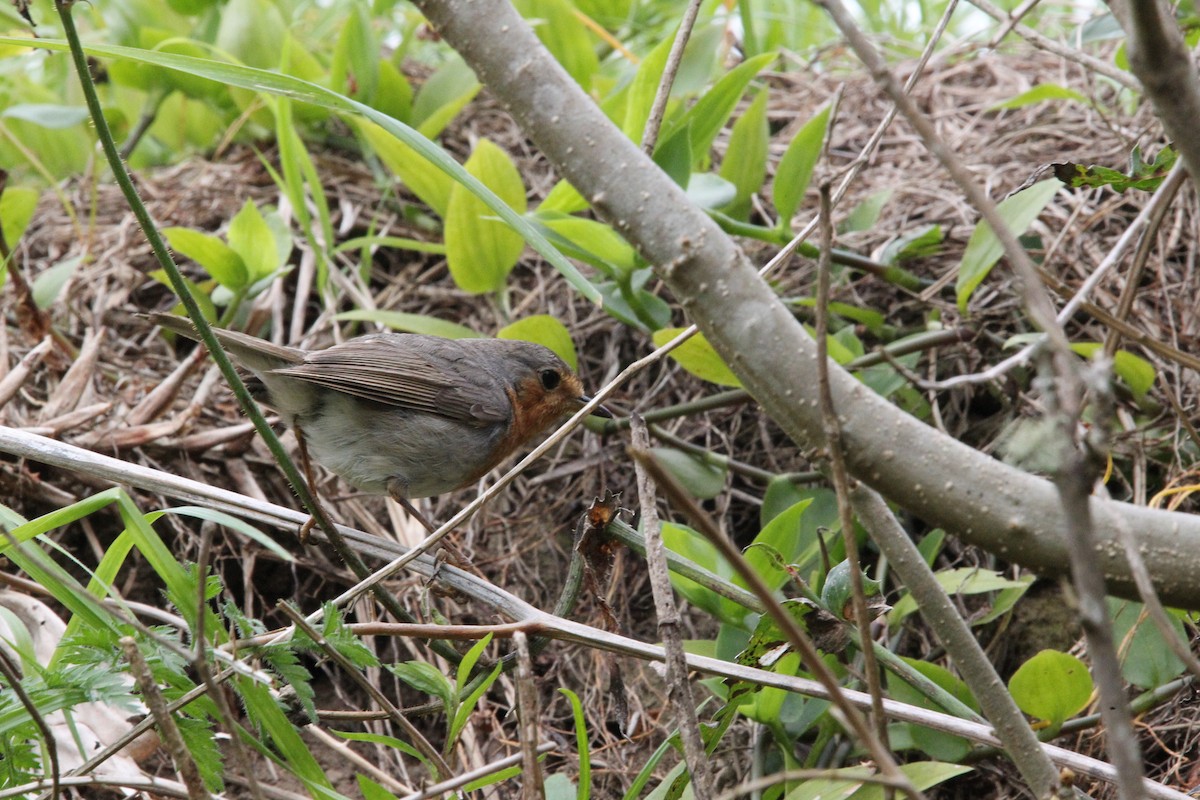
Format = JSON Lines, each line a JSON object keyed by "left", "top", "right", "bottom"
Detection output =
{"left": 272, "top": 336, "right": 511, "bottom": 425}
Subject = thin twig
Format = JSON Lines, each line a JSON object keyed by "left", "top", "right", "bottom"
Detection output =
{"left": 814, "top": 184, "right": 888, "bottom": 751}
{"left": 513, "top": 632, "right": 544, "bottom": 800}
{"left": 640, "top": 0, "right": 704, "bottom": 154}
{"left": 630, "top": 415, "right": 713, "bottom": 798}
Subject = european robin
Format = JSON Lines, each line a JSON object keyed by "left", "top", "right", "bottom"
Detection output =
{"left": 150, "top": 313, "right": 612, "bottom": 522}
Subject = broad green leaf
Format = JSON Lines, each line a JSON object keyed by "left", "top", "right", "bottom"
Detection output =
{"left": 0, "top": 104, "right": 90, "bottom": 129}
{"left": 227, "top": 200, "right": 280, "bottom": 281}
{"left": 1070, "top": 343, "right": 1156, "bottom": 398}
{"left": 359, "top": 120, "right": 454, "bottom": 217}
{"left": 445, "top": 139, "right": 527, "bottom": 294}
{"left": 661, "top": 52, "right": 777, "bottom": 163}
{"left": 374, "top": 59, "right": 413, "bottom": 123}
{"left": 650, "top": 447, "right": 726, "bottom": 499}
{"left": 840, "top": 188, "right": 893, "bottom": 233}
{"left": 744, "top": 498, "right": 814, "bottom": 593}
{"left": 880, "top": 224, "right": 942, "bottom": 265}
{"left": 652, "top": 328, "right": 742, "bottom": 387}
{"left": 357, "top": 775, "right": 401, "bottom": 800}
{"left": 887, "top": 658, "right": 977, "bottom": 761}
{"left": 32, "top": 256, "right": 82, "bottom": 309}
{"left": 989, "top": 84, "right": 1089, "bottom": 110}
{"left": 662, "top": 522, "right": 739, "bottom": 623}
{"left": 773, "top": 103, "right": 831, "bottom": 228}
{"left": 719, "top": 89, "right": 769, "bottom": 219}
{"left": 540, "top": 178, "right": 589, "bottom": 214}
{"left": 412, "top": 55, "right": 481, "bottom": 138}
{"left": 214, "top": 0, "right": 284, "bottom": 69}
{"left": 387, "top": 661, "right": 456, "bottom": 712}
{"left": 846, "top": 762, "right": 972, "bottom": 799}
{"left": 518, "top": 0, "right": 598, "bottom": 88}
{"left": 533, "top": 212, "right": 637, "bottom": 277}
{"left": 1110, "top": 598, "right": 1186, "bottom": 690}
{"left": 1008, "top": 649, "right": 1092, "bottom": 725}
{"left": 336, "top": 310, "right": 480, "bottom": 339}
{"left": 498, "top": 314, "right": 578, "bottom": 369}
{"left": 686, "top": 172, "right": 737, "bottom": 210}
{"left": 820, "top": 559, "right": 880, "bottom": 617}
{"left": 0, "top": 186, "right": 38, "bottom": 246}
{"left": 164, "top": 227, "right": 248, "bottom": 289}
{"left": 956, "top": 179, "right": 1059, "bottom": 312}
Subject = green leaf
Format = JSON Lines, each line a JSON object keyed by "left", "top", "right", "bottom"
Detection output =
{"left": 226, "top": 200, "right": 282, "bottom": 281}
{"left": 164, "top": 227, "right": 248, "bottom": 289}
{"left": 331, "top": 3, "right": 378, "bottom": 101}
{"left": 840, "top": 188, "right": 893, "bottom": 233}
{"left": 214, "top": 0, "right": 285, "bottom": 70}
{"left": 662, "top": 51, "right": 777, "bottom": 163}
{"left": 359, "top": 120, "right": 455, "bottom": 217}
{"left": 1109, "top": 598, "right": 1186, "bottom": 690}
{"left": 445, "top": 139, "right": 527, "bottom": 294}
{"left": 686, "top": 172, "right": 737, "bottom": 210}
{"left": 890, "top": 568, "right": 1029, "bottom": 623}
{"left": 887, "top": 659, "right": 977, "bottom": 761}
{"left": 1008, "top": 649, "right": 1092, "bottom": 725}
{"left": 387, "top": 661, "right": 456, "bottom": 713}
{"left": 1, "top": 104, "right": 90, "bottom": 129}
{"left": 533, "top": 213, "right": 638, "bottom": 277}
{"left": 1070, "top": 343, "right": 1156, "bottom": 398}
{"left": 559, "top": 689, "right": 591, "bottom": 796}
{"left": 846, "top": 762, "right": 972, "bottom": 799}
{"left": 335, "top": 310, "right": 480, "bottom": 340}
{"left": 652, "top": 123, "right": 693, "bottom": 188}
{"left": 879, "top": 224, "right": 942, "bottom": 265}
{"left": 649, "top": 447, "right": 726, "bottom": 500}
{"left": 497, "top": 314, "right": 578, "bottom": 370}
{"left": 955, "top": 179, "right": 1059, "bottom": 312}
{"left": 517, "top": 0, "right": 598, "bottom": 88}
{"left": 652, "top": 328, "right": 743, "bottom": 387}
{"left": 989, "top": 84, "right": 1089, "bottom": 110}
{"left": 719, "top": 89, "right": 770, "bottom": 219}
{"left": 357, "top": 775, "right": 400, "bottom": 800}
{"left": 32, "top": 256, "right": 82, "bottom": 309}
{"left": 0, "top": 186, "right": 39, "bottom": 248}
{"left": 773, "top": 103, "right": 831, "bottom": 228}
{"left": 412, "top": 55, "right": 481, "bottom": 138}
{"left": 820, "top": 560, "right": 880, "bottom": 617}
{"left": 662, "top": 522, "right": 741, "bottom": 624}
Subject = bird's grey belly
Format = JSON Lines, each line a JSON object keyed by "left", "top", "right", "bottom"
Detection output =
{"left": 295, "top": 392, "right": 505, "bottom": 498}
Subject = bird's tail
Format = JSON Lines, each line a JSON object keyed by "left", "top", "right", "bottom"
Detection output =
{"left": 147, "top": 312, "right": 304, "bottom": 373}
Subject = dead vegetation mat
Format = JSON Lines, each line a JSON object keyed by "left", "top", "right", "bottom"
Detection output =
{"left": 2, "top": 42, "right": 1199, "bottom": 798}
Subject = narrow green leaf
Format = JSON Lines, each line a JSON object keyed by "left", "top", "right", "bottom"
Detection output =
{"left": 445, "top": 139, "right": 527, "bottom": 294}
{"left": 652, "top": 328, "right": 743, "bottom": 387}
{"left": 718, "top": 89, "right": 769, "bottom": 219}
{"left": 164, "top": 227, "right": 248, "bottom": 289}
{"left": 773, "top": 103, "right": 831, "bottom": 228}
{"left": 661, "top": 51, "right": 777, "bottom": 162}
{"left": 840, "top": 188, "right": 893, "bottom": 233}
{"left": 533, "top": 213, "right": 637, "bottom": 276}
{"left": 559, "top": 689, "right": 591, "bottom": 798}
{"left": 498, "top": 314, "right": 578, "bottom": 370}
{"left": 387, "top": 661, "right": 456, "bottom": 713}
{"left": 1007, "top": 649, "right": 1092, "bottom": 725}
{"left": 846, "top": 762, "right": 973, "bottom": 799}
{"left": 989, "top": 84, "right": 1089, "bottom": 110}
{"left": 956, "top": 179, "right": 1058, "bottom": 312}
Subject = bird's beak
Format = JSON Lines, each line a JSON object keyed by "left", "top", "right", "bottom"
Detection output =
{"left": 579, "top": 394, "right": 613, "bottom": 419}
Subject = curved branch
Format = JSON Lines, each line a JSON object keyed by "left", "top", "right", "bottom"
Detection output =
{"left": 411, "top": 0, "right": 1200, "bottom": 608}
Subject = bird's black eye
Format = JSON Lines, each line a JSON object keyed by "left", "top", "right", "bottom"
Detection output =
{"left": 540, "top": 369, "right": 561, "bottom": 390}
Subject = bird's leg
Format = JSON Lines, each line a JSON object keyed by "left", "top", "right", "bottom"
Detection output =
{"left": 295, "top": 424, "right": 332, "bottom": 544}
{"left": 386, "top": 477, "right": 436, "bottom": 534}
